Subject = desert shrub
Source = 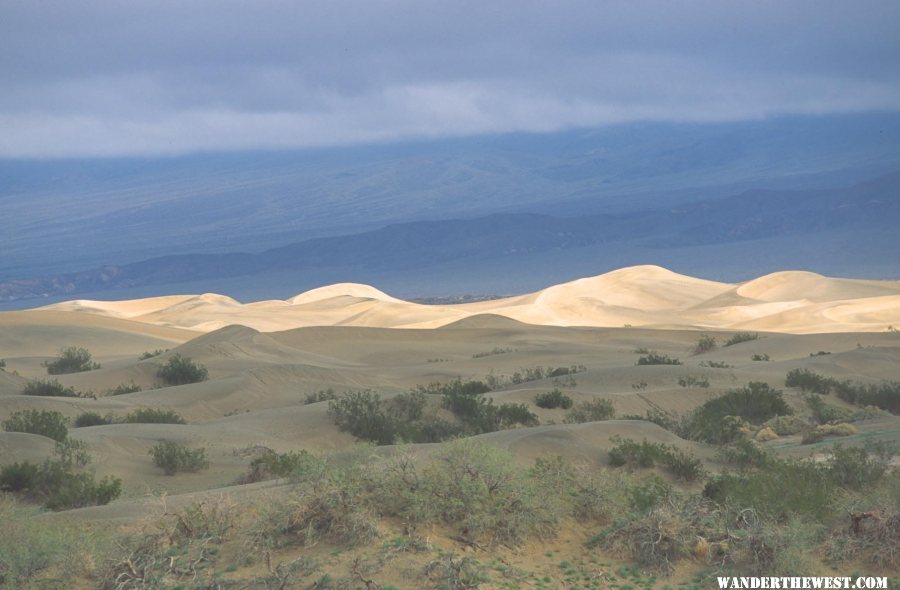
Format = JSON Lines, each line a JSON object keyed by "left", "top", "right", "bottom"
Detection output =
{"left": 421, "top": 440, "right": 560, "bottom": 546}
{"left": 801, "top": 423, "right": 857, "bottom": 444}
{"left": 304, "top": 388, "right": 337, "bottom": 404}
{"left": 21, "top": 378, "right": 81, "bottom": 398}
{"left": 0, "top": 359, "right": 5, "bottom": 370}
{"left": 138, "top": 349, "right": 166, "bottom": 360}
{"left": 763, "top": 414, "right": 808, "bottom": 436}
{"left": 424, "top": 554, "right": 490, "bottom": 589}
{"left": 810, "top": 350, "right": 831, "bottom": 357}
{"left": 686, "top": 382, "right": 792, "bottom": 443}
{"left": 74, "top": 412, "right": 110, "bottom": 427}
{"left": 593, "top": 503, "right": 694, "bottom": 574}
{"left": 751, "top": 353, "right": 771, "bottom": 361}
{"left": 43, "top": 346, "right": 100, "bottom": 374}
{"left": 105, "top": 381, "right": 142, "bottom": 395}
{"left": 804, "top": 394, "right": 850, "bottom": 425}
{"left": 693, "top": 334, "right": 717, "bottom": 355}
{"left": 534, "top": 388, "right": 573, "bottom": 409}
{"left": 124, "top": 408, "right": 186, "bottom": 424}
{"left": 54, "top": 439, "right": 91, "bottom": 469}
{"left": 472, "top": 347, "right": 514, "bottom": 358}
{"left": 390, "top": 390, "right": 427, "bottom": 422}
{"left": 724, "top": 332, "right": 759, "bottom": 346}
{"left": 677, "top": 375, "right": 710, "bottom": 388}
{"left": 636, "top": 352, "right": 681, "bottom": 365}
{"left": 156, "top": 353, "right": 208, "bottom": 385}
{"left": 2, "top": 409, "right": 68, "bottom": 442}
{"left": 704, "top": 459, "right": 832, "bottom": 520}
{"left": 328, "top": 389, "right": 397, "bottom": 445}
{"left": 438, "top": 383, "right": 537, "bottom": 433}
{"left": 786, "top": 368, "right": 836, "bottom": 394}
{"left": 700, "top": 360, "right": 732, "bottom": 368}
{"left": 1, "top": 456, "right": 121, "bottom": 511}
{"left": 0, "top": 496, "right": 94, "bottom": 586}
{"left": 754, "top": 427, "right": 778, "bottom": 442}
{"left": 563, "top": 397, "right": 615, "bottom": 423}
{"left": 0, "top": 462, "right": 41, "bottom": 493}
{"left": 148, "top": 441, "right": 209, "bottom": 475}
{"left": 833, "top": 380, "right": 900, "bottom": 414}
{"left": 607, "top": 437, "right": 705, "bottom": 481}
{"left": 240, "top": 449, "right": 314, "bottom": 483}
{"left": 716, "top": 438, "right": 774, "bottom": 470}
{"left": 826, "top": 442, "right": 894, "bottom": 490}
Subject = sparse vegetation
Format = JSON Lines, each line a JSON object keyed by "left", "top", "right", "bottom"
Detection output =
{"left": 105, "top": 381, "right": 142, "bottom": 395}
{"left": 43, "top": 346, "right": 100, "bottom": 374}
{"left": 2, "top": 409, "right": 69, "bottom": 442}
{"left": 124, "top": 408, "right": 187, "bottom": 424}
{"left": 74, "top": 411, "right": 110, "bottom": 427}
{"left": 564, "top": 397, "right": 615, "bottom": 423}
{"left": 148, "top": 441, "right": 209, "bottom": 475}
{"left": 751, "top": 353, "right": 771, "bottom": 361}
{"left": 304, "top": 388, "right": 338, "bottom": 404}
{"left": 607, "top": 437, "right": 705, "bottom": 481}
{"left": 693, "top": 334, "right": 717, "bottom": 355}
{"left": 677, "top": 375, "right": 709, "bottom": 388}
{"left": 21, "top": 378, "right": 85, "bottom": 398}
{"left": 156, "top": 353, "right": 208, "bottom": 385}
{"left": 472, "top": 347, "right": 515, "bottom": 358}
{"left": 534, "top": 388, "right": 573, "bottom": 409}
{"left": 699, "top": 360, "right": 732, "bottom": 368}
{"left": 139, "top": 349, "right": 167, "bottom": 360}
{"left": 636, "top": 352, "right": 682, "bottom": 366}
{"left": 724, "top": 331, "right": 759, "bottom": 346}
{"left": 784, "top": 369, "right": 900, "bottom": 414}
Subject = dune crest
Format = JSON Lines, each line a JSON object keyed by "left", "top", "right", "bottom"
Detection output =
{"left": 30, "top": 266, "right": 900, "bottom": 334}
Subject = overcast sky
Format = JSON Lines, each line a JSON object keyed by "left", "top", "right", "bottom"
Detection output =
{"left": 2, "top": 0, "right": 899, "bottom": 158}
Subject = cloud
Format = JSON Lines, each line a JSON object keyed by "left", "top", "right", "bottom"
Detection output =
{"left": 1, "top": 0, "right": 899, "bottom": 157}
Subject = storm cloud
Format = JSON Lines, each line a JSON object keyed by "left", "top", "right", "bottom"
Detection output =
{"left": 2, "top": 0, "right": 899, "bottom": 157}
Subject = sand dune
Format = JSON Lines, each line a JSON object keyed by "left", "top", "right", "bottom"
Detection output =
{"left": 19, "top": 265, "right": 900, "bottom": 335}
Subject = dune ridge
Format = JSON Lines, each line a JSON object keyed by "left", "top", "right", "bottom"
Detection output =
{"left": 28, "top": 264, "right": 900, "bottom": 334}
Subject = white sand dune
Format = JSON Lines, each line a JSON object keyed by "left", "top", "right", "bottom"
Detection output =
{"left": 23, "top": 265, "right": 900, "bottom": 334}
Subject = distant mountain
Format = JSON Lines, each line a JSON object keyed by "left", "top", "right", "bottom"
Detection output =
{"left": 2, "top": 112, "right": 899, "bottom": 279}
{"left": 2, "top": 172, "right": 897, "bottom": 304}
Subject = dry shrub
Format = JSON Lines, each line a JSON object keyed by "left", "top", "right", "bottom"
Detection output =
{"left": 763, "top": 414, "right": 808, "bottom": 436}
{"left": 754, "top": 427, "right": 778, "bottom": 442}
{"left": 826, "top": 510, "right": 900, "bottom": 569}
{"left": 595, "top": 507, "right": 695, "bottom": 574}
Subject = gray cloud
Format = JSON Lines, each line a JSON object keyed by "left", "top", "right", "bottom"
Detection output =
{"left": 1, "top": 0, "right": 899, "bottom": 157}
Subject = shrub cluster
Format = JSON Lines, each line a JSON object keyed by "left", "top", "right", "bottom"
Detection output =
{"left": 21, "top": 379, "right": 89, "bottom": 398}
{"left": 148, "top": 441, "right": 209, "bottom": 475}
{"left": 304, "top": 388, "right": 338, "bottom": 404}
{"left": 156, "top": 354, "right": 208, "bottom": 386}
{"left": 534, "top": 388, "right": 573, "bottom": 409}
{"left": 636, "top": 352, "right": 682, "bottom": 366}
{"left": 138, "top": 349, "right": 167, "bottom": 360}
{"left": 685, "top": 382, "right": 792, "bottom": 443}
{"left": 607, "top": 437, "right": 705, "bottom": 481}
{"left": 677, "top": 375, "right": 709, "bottom": 388}
{"left": 785, "top": 369, "right": 899, "bottom": 414}
{"left": 693, "top": 334, "right": 717, "bottom": 355}
{"left": 43, "top": 346, "right": 100, "bottom": 374}
{"left": 564, "top": 398, "right": 616, "bottom": 423}
{"left": 124, "top": 408, "right": 187, "bottom": 424}
{"left": 724, "top": 332, "right": 759, "bottom": 346}
{"left": 105, "top": 381, "right": 142, "bottom": 395}
{"left": 2, "top": 409, "right": 69, "bottom": 442}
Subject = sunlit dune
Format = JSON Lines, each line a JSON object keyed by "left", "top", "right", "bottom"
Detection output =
{"left": 30, "top": 265, "right": 900, "bottom": 334}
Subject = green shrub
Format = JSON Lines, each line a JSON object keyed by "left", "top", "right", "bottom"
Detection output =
{"left": 826, "top": 442, "right": 893, "bottom": 490}
{"left": 21, "top": 378, "right": 81, "bottom": 398}
{"left": 241, "top": 449, "right": 314, "bottom": 483}
{"left": 156, "top": 354, "right": 208, "bottom": 385}
{"left": 699, "top": 360, "right": 732, "bottom": 369}
{"left": 304, "top": 388, "right": 338, "bottom": 404}
{"left": 0, "top": 462, "right": 41, "bottom": 493}
{"left": 686, "top": 382, "right": 791, "bottom": 443}
{"left": 833, "top": 380, "right": 900, "bottom": 414}
{"left": 804, "top": 394, "right": 850, "bottom": 425}
{"left": 693, "top": 334, "right": 717, "bottom": 355}
{"left": 716, "top": 438, "right": 775, "bottom": 470}
{"left": 74, "top": 412, "right": 109, "bottom": 427}
{"left": 328, "top": 389, "right": 397, "bottom": 445}
{"left": 636, "top": 352, "right": 682, "bottom": 366}
{"left": 138, "top": 349, "right": 167, "bottom": 360}
{"left": 105, "top": 381, "right": 142, "bottom": 395}
{"left": 763, "top": 414, "right": 809, "bottom": 436}
{"left": 43, "top": 346, "right": 100, "bottom": 374}
{"left": 124, "top": 408, "right": 186, "bottom": 424}
{"left": 677, "top": 375, "right": 709, "bottom": 388}
{"left": 786, "top": 369, "right": 836, "bottom": 394}
{"left": 438, "top": 382, "right": 538, "bottom": 433}
{"left": 724, "top": 332, "right": 759, "bottom": 346}
{"left": 148, "top": 441, "right": 209, "bottom": 475}
{"left": 751, "top": 353, "right": 771, "bottom": 361}
{"left": 2, "top": 409, "right": 69, "bottom": 442}
{"left": 0, "top": 359, "right": 5, "bottom": 370}
{"left": 534, "top": 388, "right": 573, "bottom": 409}
{"left": 607, "top": 437, "right": 705, "bottom": 482}
{"left": 564, "top": 398, "right": 615, "bottom": 423}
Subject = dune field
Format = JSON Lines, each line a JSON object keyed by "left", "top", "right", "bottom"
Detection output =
{"left": 1, "top": 265, "right": 899, "bottom": 588}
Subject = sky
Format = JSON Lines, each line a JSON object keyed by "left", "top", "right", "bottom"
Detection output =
{"left": 2, "top": 0, "right": 899, "bottom": 158}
